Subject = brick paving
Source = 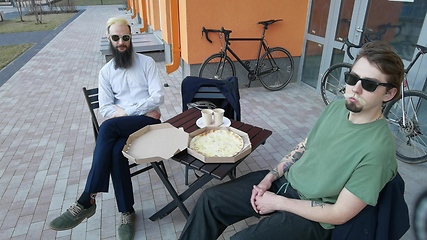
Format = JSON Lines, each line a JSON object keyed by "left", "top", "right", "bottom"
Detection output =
{"left": 0, "top": 5, "right": 426, "bottom": 240}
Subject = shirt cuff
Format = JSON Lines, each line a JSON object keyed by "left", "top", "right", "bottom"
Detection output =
{"left": 125, "top": 106, "right": 137, "bottom": 116}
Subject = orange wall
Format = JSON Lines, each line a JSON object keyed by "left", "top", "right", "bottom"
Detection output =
{"left": 159, "top": 0, "right": 171, "bottom": 43}
{"left": 148, "top": 0, "right": 161, "bottom": 31}
{"left": 179, "top": 0, "right": 309, "bottom": 64}
{"left": 131, "top": 0, "right": 309, "bottom": 65}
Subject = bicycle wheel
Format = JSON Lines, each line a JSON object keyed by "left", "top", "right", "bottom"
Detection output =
{"left": 320, "top": 63, "right": 352, "bottom": 105}
{"left": 383, "top": 90, "right": 427, "bottom": 164}
{"left": 414, "top": 190, "right": 427, "bottom": 240}
{"left": 198, "top": 53, "right": 236, "bottom": 80}
{"left": 257, "top": 47, "right": 294, "bottom": 91}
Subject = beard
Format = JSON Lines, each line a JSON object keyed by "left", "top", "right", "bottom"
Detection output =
{"left": 345, "top": 100, "right": 363, "bottom": 113}
{"left": 110, "top": 41, "right": 134, "bottom": 69}
{"left": 344, "top": 93, "right": 365, "bottom": 113}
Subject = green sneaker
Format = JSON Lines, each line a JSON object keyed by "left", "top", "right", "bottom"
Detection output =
{"left": 118, "top": 212, "right": 135, "bottom": 240}
{"left": 49, "top": 202, "right": 96, "bottom": 231}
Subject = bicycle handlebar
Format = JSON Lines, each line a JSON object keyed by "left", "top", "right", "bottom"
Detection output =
{"left": 341, "top": 31, "right": 378, "bottom": 60}
{"left": 342, "top": 38, "right": 365, "bottom": 60}
{"left": 201, "top": 27, "right": 232, "bottom": 43}
{"left": 201, "top": 19, "right": 282, "bottom": 43}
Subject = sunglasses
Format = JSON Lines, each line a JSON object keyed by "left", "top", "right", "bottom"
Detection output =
{"left": 110, "top": 34, "right": 131, "bottom": 42}
{"left": 344, "top": 72, "right": 395, "bottom": 92}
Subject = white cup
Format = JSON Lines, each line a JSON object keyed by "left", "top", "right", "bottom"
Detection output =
{"left": 213, "top": 108, "right": 225, "bottom": 126}
{"left": 201, "top": 109, "right": 213, "bottom": 126}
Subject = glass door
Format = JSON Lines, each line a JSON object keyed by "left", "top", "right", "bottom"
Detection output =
{"left": 300, "top": 0, "right": 365, "bottom": 89}
{"left": 362, "top": 0, "right": 427, "bottom": 92}
{"left": 300, "top": 0, "right": 427, "bottom": 93}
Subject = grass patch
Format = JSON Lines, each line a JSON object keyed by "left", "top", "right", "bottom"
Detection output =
{"left": 0, "top": 44, "right": 34, "bottom": 69}
{"left": 0, "top": 1, "right": 125, "bottom": 71}
{"left": 0, "top": 13, "right": 77, "bottom": 34}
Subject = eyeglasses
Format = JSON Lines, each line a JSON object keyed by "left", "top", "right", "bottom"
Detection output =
{"left": 344, "top": 72, "right": 395, "bottom": 92}
{"left": 110, "top": 34, "right": 131, "bottom": 42}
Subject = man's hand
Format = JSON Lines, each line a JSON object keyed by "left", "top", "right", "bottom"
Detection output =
{"left": 252, "top": 191, "right": 281, "bottom": 215}
{"left": 145, "top": 109, "right": 161, "bottom": 119}
{"left": 250, "top": 178, "right": 272, "bottom": 213}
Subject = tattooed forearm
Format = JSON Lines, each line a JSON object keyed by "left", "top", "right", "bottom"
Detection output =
{"left": 279, "top": 139, "right": 307, "bottom": 173}
{"left": 269, "top": 168, "right": 280, "bottom": 179}
{"left": 311, "top": 201, "right": 325, "bottom": 208}
{"left": 270, "top": 139, "right": 307, "bottom": 179}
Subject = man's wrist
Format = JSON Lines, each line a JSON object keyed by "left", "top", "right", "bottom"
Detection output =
{"left": 269, "top": 168, "right": 280, "bottom": 180}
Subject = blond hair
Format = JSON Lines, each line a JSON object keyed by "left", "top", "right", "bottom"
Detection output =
{"left": 106, "top": 17, "right": 131, "bottom": 34}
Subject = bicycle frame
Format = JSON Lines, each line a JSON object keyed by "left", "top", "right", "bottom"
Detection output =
{"left": 223, "top": 37, "right": 270, "bottom": 74}
{"left": 396, "top": 48, "right": 424, "bottom": 127}
{"left": 395, "top": 80, "right": 423, "bottom": 128}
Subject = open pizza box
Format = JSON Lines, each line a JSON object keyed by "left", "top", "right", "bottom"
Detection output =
{"left": 122, "top": 123, "right": 252, "bottom": 164}
{"left": 122, "top": 123, "right": 189, "bottom": 164}
{"left": 187, "top": 126, "right": 252, "bottom": 163}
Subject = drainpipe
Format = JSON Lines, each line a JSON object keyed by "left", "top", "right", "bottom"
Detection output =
{"left": 126, "top": 0, "right": 131, "bottom": 11}
{"left": 139, "top": 0, "right": 148, "bottom": 33}
{"left": 166, "top": 0, "right": 180, "bottom": 74}
{"left": 130, "top": 0, "right": 137, "bottom": 19}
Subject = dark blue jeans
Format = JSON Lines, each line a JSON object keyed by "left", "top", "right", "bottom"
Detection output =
{"left": 179, "top": 170, "right": 331, "bottom": 240}
{"left": 84, "top": 115, "right": 160, "bottom": 213}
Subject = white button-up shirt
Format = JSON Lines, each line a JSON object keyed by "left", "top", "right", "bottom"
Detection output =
{"left": 98, "top": 53, "right": 164, "bottom": 118}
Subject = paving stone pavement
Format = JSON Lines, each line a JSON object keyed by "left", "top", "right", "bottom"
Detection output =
{"left": 0, "top": 5, "right": 426, "bottom": 240}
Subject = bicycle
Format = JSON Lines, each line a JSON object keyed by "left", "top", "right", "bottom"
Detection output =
{"left": 383, "top": 45, "right": 427, "bottom": 164}
{"left": 199, "top": 19, "right": 294, "bottom": 91}
{"left": 320, "top": 38, "right": 427, "bottom": 164}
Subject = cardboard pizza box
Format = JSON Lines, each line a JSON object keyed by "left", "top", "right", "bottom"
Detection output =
{"left": 187, "top": 126, "right": 252, "bottom": 163}
{"left": 122, "top": 123, "right": 189, "bottom": 164}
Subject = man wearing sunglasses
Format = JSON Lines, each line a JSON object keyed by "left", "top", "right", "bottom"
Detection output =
{"left": 49, "top": 17, "right": 164, "bottom": 240}
{"left": 179, "top": 41, "right": 406, "bottom": 240}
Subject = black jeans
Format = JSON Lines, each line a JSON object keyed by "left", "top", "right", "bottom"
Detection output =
{"left": 179, "top": 170, "right": 331, "bottom": 240}
{"left": 84, "top": 115, "right": 160, "bottom": 212}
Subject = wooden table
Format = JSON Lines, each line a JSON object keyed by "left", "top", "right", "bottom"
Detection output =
{"left": 148, "top": 107, "right": 272, "bottom": 221}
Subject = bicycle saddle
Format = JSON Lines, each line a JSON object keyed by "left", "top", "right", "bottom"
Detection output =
{"left": 414, "top": 44, "right": 427, "bottom": 54}
{"left": 257, "top": 19, "right": 282, "bottom": 26}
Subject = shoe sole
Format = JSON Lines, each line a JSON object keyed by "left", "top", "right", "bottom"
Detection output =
{"left": 49, "top": 209, "right": 96, "bottom": 231}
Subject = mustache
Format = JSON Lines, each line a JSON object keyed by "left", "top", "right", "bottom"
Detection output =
{"left": 344, "top": 93, "right": 367, "bottom": 106}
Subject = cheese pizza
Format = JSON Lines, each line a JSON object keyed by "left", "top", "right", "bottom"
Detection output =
{"left": 189, "top": 129, "right": 244, "bottom": 157}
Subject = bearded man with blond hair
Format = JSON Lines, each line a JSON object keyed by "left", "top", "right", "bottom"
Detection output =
{"left": 49, "top": 17, "right": 164, "bottom": 240}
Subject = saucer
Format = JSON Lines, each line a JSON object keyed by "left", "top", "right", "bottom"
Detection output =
{"left": 196, "top": 116, "right": 231, "bottom": 128}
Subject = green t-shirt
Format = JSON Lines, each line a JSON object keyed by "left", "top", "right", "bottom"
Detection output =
{"left": 284, "top": 100, "right": 397, "bottom": 229}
